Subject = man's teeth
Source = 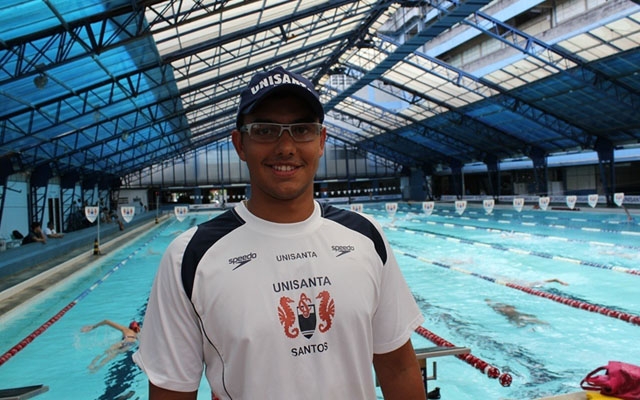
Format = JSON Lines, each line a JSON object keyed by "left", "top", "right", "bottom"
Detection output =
{"left": 274, "top": 165, "right": 295, "bottom": 171}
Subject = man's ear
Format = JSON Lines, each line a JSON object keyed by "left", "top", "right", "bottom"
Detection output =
{"left": 318, "top": 126, "right": 327, "bottom": 156}
{"left": 231, "top": 129, "right": 247, "bottom": 161}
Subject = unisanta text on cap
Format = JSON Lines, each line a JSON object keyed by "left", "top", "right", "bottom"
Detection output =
{"left": 236, "top": 66, "right": 324, "bottom": 128}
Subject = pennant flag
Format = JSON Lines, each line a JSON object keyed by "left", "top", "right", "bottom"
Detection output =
{"left": 120, "top": 206, "right": 135, "bottom": 223}
{"left": 385, "top": 202, "right": 398, "bottom": 217}
{"left": 483, "top": 199, "right": 494, "bottom": 215}
{"left": 614, "top": 192, "right": 624, "bottom": 207}
{"left": 455, "top": 200, "right": 467, "bottom": 215}
{"left": 422, "top": 201, "right": 434, "bottom": 216}
{"left": 513, "top": 198, "right": 524, "bottom": 212}
{"left": 587, "top": 194, "right": 598, "bottom": 208}
{"left": 85, "top": 206, "right": 99, "bottom": 223}
{"left": 175, "top": 206, "right": 189, "bottom": 222}
{"left": 565, "top": 195, "right": 577, "bottom": 210}
{"left": 538, "top": 196, "right": 550, "bottom": 211}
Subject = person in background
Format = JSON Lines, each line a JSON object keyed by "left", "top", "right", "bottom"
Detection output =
{"left": 21, "top": 221, "right": 46, "bottom": 245}
{"left": 134, "top": 66, "right": 426, "bottom": 400}
{"left": 44, "top": 221, "right": 64, "bottom": 239}
{"left": 81, "top": 320, "right": 141, "bottom": 373}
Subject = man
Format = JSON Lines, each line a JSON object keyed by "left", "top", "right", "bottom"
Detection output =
{"left": 134, "top": 66, "right": 426, "bottom": 399}
{"left": 22, "top": 221, "right": 46, "bottom": 245}
{"left": 44, "top": 221, "right": 64, "bottom": 239}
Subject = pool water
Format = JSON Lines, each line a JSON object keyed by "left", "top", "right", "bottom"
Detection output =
{"left": 0, "top": 203, "right": 638, "bottom": 399}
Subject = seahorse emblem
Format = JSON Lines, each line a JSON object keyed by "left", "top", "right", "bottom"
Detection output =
{"left": 316, "top": 290, "right": 335, "bottom": 332}
{"left": 278, "top": 296, "right": 299, "bottom": 338}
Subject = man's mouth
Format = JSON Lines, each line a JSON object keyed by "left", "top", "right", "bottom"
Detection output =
{"left": 272, "top": 165, "right": 297, "bottom": 172}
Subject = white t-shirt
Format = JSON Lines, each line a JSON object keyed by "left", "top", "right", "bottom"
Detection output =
{"left": 134, "top": 201, "right": 423, "bottom": 399}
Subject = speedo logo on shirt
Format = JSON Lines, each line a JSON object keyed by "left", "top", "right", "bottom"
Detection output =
{"left": 229, "top": 252, "right": 257, "bottom": 270}
{"left": 331, "top": 245, "right": 355, "bottom": 257}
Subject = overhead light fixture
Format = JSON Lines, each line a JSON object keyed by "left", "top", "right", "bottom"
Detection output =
{"left": 34, "top": 74, "right": 48, "bottom": 89}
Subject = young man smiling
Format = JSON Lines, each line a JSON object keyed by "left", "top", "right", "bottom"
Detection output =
{"left": 134, "top": 66, "right": 426, "bottom": 400}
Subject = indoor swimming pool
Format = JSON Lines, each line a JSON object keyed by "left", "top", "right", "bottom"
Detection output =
{"left": 0, "top": 202, "right": 638, "bottom": 399}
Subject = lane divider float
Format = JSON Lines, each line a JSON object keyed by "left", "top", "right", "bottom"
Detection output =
{"left": 0, "top": 220, "right": 175, "bottom": 367}
{"left": 414, "top": 326, "right": 513, "bottom": 387}
{"left": 387, "top": 225, "right": 640, "bottom": 277}
{"left": 369, "top": 208, "right": 640, "bottom": 252}
{"left": 395, "top": 249, "right": 640, "bottom": 327}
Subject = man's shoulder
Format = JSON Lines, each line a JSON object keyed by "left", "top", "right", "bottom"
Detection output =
{"left": 319, "top": 202, "right": 387, "bottom": 263}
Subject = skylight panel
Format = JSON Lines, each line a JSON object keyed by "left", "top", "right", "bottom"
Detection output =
{"left": 583, "top": 44, "right": 620, "bottom": 60}
{"left": 611, "top": 34, "right": 640, "bottom": 51}
{"left": 399, "top": 105, "right": 435, "bottom": 120}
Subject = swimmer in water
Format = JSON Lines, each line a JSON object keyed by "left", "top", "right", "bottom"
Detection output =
{"left": 82, "top": 320, "right": 141, "bottom": 373}
{"left": 528, "top": 278, "right": 569, "bottom": 288}
{"left": 485, "top": 299, "right": 548, "bottom": 327}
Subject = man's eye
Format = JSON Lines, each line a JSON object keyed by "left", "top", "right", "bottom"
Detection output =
{"left": 255, "top": 126, "right": 276, "bottom": 136}
{"left": 292, "top": 126, "right": 309, "bottom": 135}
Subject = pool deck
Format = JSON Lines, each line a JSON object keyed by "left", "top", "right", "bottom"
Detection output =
{"left": 0, "top": 213, "right": 170, "bottom": 318}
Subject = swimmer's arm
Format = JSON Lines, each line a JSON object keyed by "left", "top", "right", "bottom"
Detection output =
{"left": 82, "top": 320, "right": 127, "bottom": 333}
{"left": 149, "top": 382, "right": 196, "bottom": 400}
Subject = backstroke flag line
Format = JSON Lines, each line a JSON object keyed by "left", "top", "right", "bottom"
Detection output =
{"left": 175, "top": 206, "right": 189, "bottom": 222}
{"left": 85, "top": 206, "right": 99, "bottom": 223}
{"left": 121, "top": 206, "right": 135, "bottom": 223}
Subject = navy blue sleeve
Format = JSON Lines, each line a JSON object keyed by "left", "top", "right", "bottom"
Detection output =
{"left": 320, "top": 203, "right": 387, "bottom": 264}
{"left": 181, "top": 209, "right": 245, "bottom": 299}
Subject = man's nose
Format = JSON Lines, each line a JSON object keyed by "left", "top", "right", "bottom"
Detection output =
{"left": 275, "top": 128, "right": 296, "bottom": 152}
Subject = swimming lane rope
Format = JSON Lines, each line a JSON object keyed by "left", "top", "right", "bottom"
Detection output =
{"left": 505, "top": 283, "right": 640, "bottom": 326}
{"left": 372, "top": 207, "right": 640, "bottom": 254}
{"left": 405, "top": 205, "right": 640, "bottom": 232}
{"left": 387, "top": 225, "right": 640, "bottom": 277}
{"left": 472, "top": 209, "right": 638, "bottom": 229}
{"left": 395, "top": 248, "right": 640, "bottom": 327}
{"left": 432, "top": 214, "right": 638, "bottom": 252}
{"left": 414, "top": 326, "right": 513, "bottom": 387}
{"left": 0, "top": 221, "right": 173, "bottom": 367}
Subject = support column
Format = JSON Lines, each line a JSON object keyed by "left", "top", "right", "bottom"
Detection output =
{"left": 422, "top": 164, "right": 433, "bottom": 200}
{"left": 0, "top": 154, "right": 21, "bottom": 228}
{"left": 61, "top": 171, "right": 80, "bottom": 231}
{"left": 29, "top": 164, "right": 53, "bottom": 225}
{"left": 408, "top": 167, "right": 426, "bottom": 201}
{"left": 595, "top": 138, "right": 615, "bottom": 207}
{"left": 484, "top": 155, "right": 500, "bottom": 200}
{"left": 528, "top": 147, "right": 548, "bottom": 196}
{"left": 449, "top": 159, "right": 463, "bottom": 200}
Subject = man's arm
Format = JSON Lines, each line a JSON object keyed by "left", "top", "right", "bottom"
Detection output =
{"left": 149, "top": 382, "right": 197, "bottom": 400}
{"left": 373, "top": 339, "right": 426, "bottom": 400}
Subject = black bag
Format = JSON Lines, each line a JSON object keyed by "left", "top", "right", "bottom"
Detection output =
{"left": 12, "top": 230, "right": 24, "bottom": 240}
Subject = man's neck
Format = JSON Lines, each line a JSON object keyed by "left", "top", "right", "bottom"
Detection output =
{"left": 244, "top": 197, "right": 315, "bottom": 223}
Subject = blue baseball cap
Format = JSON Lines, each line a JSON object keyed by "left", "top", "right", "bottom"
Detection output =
{"left": 236, "top": 66, "right": 324, "bottom": 128}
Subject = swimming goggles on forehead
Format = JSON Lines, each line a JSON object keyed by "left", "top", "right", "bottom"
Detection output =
{"left": 239, "top": 122, "right": 323, "bottom": 143}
